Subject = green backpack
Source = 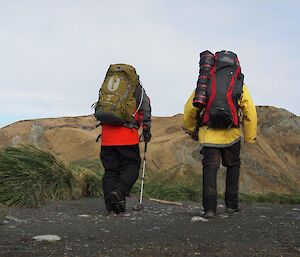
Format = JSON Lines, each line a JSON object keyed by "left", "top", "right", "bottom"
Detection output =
{"left": 94, "top": 64, "right": 140, "bottom": 125}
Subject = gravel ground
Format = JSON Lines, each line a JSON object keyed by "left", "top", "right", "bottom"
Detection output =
{"left": 1, "top": 197, "right": 300, "bottom": 257}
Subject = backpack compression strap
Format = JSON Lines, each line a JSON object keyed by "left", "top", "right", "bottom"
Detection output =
{"left": 227, "top": 59, "right": 241, "bottom": 126}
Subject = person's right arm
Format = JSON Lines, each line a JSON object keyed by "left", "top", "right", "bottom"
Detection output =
{"left": 239, "top": 84, "right": 257, "bottom": 143}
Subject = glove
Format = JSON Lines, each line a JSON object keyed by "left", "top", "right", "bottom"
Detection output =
{"left": 142, "top": 126, "right": 151, "bottom": 143}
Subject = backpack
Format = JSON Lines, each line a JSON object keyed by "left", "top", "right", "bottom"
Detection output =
{"left": 201, "top": 50, "right": 244, "bottom": 128}
{"left": 94, "top": 64, "right": 140, "bottom": 126}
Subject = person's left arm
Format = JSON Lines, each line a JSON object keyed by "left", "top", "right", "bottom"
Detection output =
{"left": 135, "top": 85, "right": 152, "bottom": 142}
{"left": 183, "top": 90, "right": 198, "bottom": 134}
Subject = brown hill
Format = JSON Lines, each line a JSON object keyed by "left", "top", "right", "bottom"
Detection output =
{"left": 0, "top": 106, "right": 299, "bottom": 194}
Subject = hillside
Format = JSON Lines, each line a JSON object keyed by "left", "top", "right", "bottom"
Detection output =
{"left": 0, "top": 106, "right": 299, "bottom": 194}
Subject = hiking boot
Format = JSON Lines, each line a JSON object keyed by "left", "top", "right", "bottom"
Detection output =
{"left": 225, "top": 207, "right": 241, "bottom": 214}
{"left": 202, "top": 210, "right": 216, "bottom": 219}
{"left": 110, "top": 191, "right": 126, "bottom": 214}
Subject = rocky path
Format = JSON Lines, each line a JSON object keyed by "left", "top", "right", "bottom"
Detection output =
{"left": 1, "top": 197, "right": 300, "bottom": 257}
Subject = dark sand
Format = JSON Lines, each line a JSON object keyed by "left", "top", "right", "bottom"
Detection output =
{"left": 1, "top": 197, "right": 300, "bottom": 257}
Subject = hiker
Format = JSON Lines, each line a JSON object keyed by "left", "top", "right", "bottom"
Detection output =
{"left": 183, "top": 50, "right": 257, "bottom": 218}
{"left": 94, "top": 64, "right": 151, "bottom": 215}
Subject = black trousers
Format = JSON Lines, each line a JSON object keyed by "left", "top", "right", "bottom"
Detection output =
{"left": 100, "top": 145, "right": 141, "bottom": 209}
{"left": 202, "top": 141, "right": 241, "bottom": 212}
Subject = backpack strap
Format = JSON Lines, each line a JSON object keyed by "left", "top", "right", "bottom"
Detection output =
{"left": 227, "top": 63, "right": 242, "bottom": 126}
{"left": 132, "top": 86, "right": 144, "bottom": 117}
{"left": 191, "top": 109, "right": 203, "bottom": 141}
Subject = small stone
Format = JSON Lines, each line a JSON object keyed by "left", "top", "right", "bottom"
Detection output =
{"left": 78, "top": 214, "right": 90, "bottom": 218}
{"left": 219, "top": 214, "right": 229, "bottom": 219}
{"left": 191, "top": 216, "right": 208, "bottom": 222}
{"left": 32, "top": 235, "right": 61, "bottom": 242}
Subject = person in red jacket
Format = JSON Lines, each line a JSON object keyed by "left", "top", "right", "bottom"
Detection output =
{"left": 99, "top": 84, "right": 152, "bottom": 215}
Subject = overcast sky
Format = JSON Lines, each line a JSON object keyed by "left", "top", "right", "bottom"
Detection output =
{"left": 0, "top": 0, "right": 299, "bottom": 128}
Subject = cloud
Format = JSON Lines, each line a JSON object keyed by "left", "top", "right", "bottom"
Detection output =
{"left": 0, "top": 0, "right": 299, "bottom": 129}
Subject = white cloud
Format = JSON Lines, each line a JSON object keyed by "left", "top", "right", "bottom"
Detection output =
{"left": 0, "top": 0, "right": 299, "bottom": 128}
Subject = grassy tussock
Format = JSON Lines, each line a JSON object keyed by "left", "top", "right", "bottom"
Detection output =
{"left": 71, "top": 166, "right": 102, "bottom": 198}
{"left": 0, "top": 144, "right": 101, "bottom": 208}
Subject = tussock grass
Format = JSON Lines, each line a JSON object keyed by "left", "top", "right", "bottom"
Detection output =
{"left": 0, "top": 144, "right": 78, "bottom": 207}
{"left": 0, "top": 144, "right": 102, "bottom": 208}
{"left": 71, "top": 166, "right": 103, "bottom": 197}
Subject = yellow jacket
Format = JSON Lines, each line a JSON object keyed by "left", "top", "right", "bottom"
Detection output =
{"left": 183, "top": 84, "right": 257, "bottom": 147}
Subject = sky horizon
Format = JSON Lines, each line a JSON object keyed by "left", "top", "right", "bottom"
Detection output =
{"left": 0, "top": 1, "right": 299, "bottom": 128}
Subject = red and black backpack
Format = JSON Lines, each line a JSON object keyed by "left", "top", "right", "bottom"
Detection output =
{"left": 200, "top": 50, "right": 244, "bottom": 128}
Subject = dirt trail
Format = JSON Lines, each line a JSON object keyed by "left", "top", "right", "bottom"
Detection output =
{"left": 1, "top": 197, "right": 300, "bottom": 257}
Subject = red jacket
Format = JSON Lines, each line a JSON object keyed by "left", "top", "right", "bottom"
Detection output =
{"left": 101, "top": 125, "right": 139, "bottom": 146}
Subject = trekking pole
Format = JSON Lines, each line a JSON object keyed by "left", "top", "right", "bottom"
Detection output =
{"left": 139, "top": 142, "right": 147, "bottom": 204}
{"left": 133, "top": 142, "right": 148, "bottom": 211}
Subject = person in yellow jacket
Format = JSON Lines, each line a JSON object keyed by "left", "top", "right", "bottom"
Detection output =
{"left": 183, "top": 84, "right": 257, "bottom": 218}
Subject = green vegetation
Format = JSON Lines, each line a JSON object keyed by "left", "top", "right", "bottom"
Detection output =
{"left": 132, "top": 181, "right": 201, "bottom": 202}
{"left": 131, "top": 165, "right": 202, "bottom": 202}
{"left": 0, "top": 144, "right": 102, "bottom": 208}
{"left": 71, "top": 158, "right": 103, "bottom": 197}
{"left": 71, "top": 158, "right": 104, "bottom": 175}
{"left": 239, "top": 192, "right": 300, "bottom": 204}
{"left": 0, "top": 144, "right": 299, "bottom": 209}
{"left": 71, "top": 166, "right": 102, "bottom": 198}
